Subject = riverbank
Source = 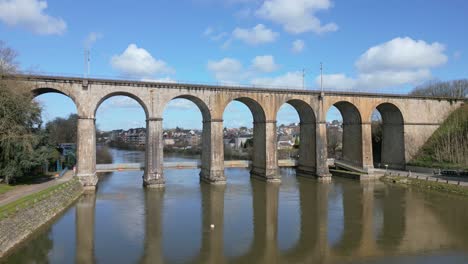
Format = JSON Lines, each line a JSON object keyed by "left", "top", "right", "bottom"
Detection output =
{"left": 380, "top": 175, "right": 468, "bottom": 196}
{"left": 0, "top": 176, "right": 83, "bottom": 258}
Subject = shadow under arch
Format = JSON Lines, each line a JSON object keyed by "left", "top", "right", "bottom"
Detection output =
{"left": 372, "top": 103, "right": 405, "bottom": 169}
{"left": 329, "top": 101, "right": 363, "bottom": 167}
{"left": 277, "top": 99, "right": 317, "bottom": 176}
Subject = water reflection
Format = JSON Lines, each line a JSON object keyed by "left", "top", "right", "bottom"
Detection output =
{"left": 75, "top": 193, "right": 96, "bottom": 264}
{"left": 4, "top": 152, "right": 468, "bottom": 263}
{"left": 140, "top": 189, "right": 164, "bottom": 264}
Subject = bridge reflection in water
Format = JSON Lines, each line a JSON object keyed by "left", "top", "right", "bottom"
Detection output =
{"left": 5, "top": 169, "right": 468, "bottom": 263}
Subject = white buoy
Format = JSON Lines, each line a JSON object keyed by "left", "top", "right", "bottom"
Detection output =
{"left": 210, "top": 224, "right": 215, "bottom": 229}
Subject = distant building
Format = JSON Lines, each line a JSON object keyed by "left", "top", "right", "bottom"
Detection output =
{"left": 234, "top": 135, "right": 252, "bottom": 149}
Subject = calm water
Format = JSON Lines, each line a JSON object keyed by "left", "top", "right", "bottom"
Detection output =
{"left": 3, "top": 149, "right": 468, "bottom": 263}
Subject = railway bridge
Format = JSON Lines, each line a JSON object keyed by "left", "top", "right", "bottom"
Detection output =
{"left": 2, "top": 74, "right": 464, "bottom": 190}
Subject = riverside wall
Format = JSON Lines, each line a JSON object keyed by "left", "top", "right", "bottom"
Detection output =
{"left": 0, "top": 177, "right": 83, "bottom": 258}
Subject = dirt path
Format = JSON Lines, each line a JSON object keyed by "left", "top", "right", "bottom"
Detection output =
{"left": 0, "top": 171, "right": 74, "bottom": 207}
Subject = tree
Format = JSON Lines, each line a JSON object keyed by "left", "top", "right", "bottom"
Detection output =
{"left": 0, "top": 41, "right": 48, "bottom": 184}
{"left": 327, "top": 126, "right": 342, "bottom": 158}
{"left": 45, "top": 114, "right": 78, "bottom": 145}
{"left": 410, "top": 79, "right": 468, "bottom": 98}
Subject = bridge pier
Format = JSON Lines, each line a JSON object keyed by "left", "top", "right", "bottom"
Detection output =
{"left": 143, "top": 118, "right": 165, "bottom": 188}
{"left": 250, "top": 121, "right": 280, "bottom": 183}
{"left": 361, "top": 122, "right": 374, "bottom": 172}
{"left": 296, "top": 121, "right": 319, "bottom": 178}
{"left": 76, "top": 117, "right": 98, "bottom": 190}
{"left": 316, "top": 121, "right": 332, "bottom": 180}
{"left": 296, "top": 120, "right": 331, "bottom": 181}
{"left": 200, "top": 120, "right": 226, "bottom": 184}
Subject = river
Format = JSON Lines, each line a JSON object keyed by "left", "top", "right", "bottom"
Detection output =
{"left": 3, "top": 148, "right": 468, "bottom": 263}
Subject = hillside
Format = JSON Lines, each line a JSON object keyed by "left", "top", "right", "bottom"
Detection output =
{"left": 409, "top": 104, "right": 468, "bottom": 170}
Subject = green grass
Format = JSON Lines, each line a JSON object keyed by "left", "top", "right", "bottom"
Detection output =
{"left": 0, "top": 178, "right": 79, "bottom": 220}
{"left": 0, "top": 184, "right": 15, "bottom": 195}
{"left": 381, "top": 175, "right": 468, "bottom": 196}
{"left": 409, "top": 104, "right": 468, "bottom": 169}
{"left": 407, "top": 160, "right": 468, "bottom": 170}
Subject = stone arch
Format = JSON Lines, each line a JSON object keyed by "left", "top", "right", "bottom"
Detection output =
{"left": 93, "top": 92, "right": 150, "bottom": 119}
{"left": 169, "top": 94, "right": 212, "bottom": 121}
{"left": 31, "top": 87, "right": 79, "bottom": 113}
{"left": 372, "top": 102, "right": 405, "bottom": 169}
{"left": 162, "top": 94, "right": 215, "bottom": 182}
{"left": 230, "top": 97, "right": 267, "bottom": 123}
{"left": 223, "top": 96, "right": 278, "bottom": 181}
{"left": 328, "top": 101, "right": 363, "bottom": 167}
{"left": 276, "top": 99, "right": 317, "bottom": 176}
{"left": 92, "top": 92, "right": 149, "bottom": 182}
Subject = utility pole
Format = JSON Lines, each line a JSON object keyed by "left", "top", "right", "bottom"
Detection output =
{"left": 84, "top": 48, "right": 90, "bottom": 78}
{"left": 320, "top": 62, "right": 323, "bottom": 93}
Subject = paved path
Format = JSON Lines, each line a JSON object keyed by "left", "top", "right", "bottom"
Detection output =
{"left": 373, "top": 168, "right": 468, "bottom": 187}
{"left": 0, "top": 171, "right": 74, "bottom": 207}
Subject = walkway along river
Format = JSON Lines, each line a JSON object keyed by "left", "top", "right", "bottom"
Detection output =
{"left": 2, "top": 148, "right": 468, "bottom": 263}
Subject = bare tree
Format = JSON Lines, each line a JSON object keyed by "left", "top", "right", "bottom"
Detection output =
{"left": 410, "top": 79, "right": 468, "bottom": 98}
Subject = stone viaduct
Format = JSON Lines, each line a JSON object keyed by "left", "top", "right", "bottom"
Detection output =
{"left": 2, "top": 74, "right": 464, "bottom": 190}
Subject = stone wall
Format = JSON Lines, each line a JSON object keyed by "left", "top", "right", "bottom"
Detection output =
{"left": 0, "top": 178, "right": 83, "bottom": 258}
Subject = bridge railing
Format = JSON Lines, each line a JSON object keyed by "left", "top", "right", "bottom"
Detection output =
{"left": 6, "top": 72, "right": 460, "bottom": 97}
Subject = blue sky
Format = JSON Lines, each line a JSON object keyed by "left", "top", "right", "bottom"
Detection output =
{"left": 1, "top": 0, "right": 467, "bottom": 130}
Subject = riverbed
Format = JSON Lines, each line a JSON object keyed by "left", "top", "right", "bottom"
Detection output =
{"left": 3, "top": 148, "right": 468, "bottom": 263}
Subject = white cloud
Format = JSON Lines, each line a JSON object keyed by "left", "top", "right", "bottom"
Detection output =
{"left": 292, "top": 39, "right": 305, "bottom": 53}
{"left": 111, "top": 44, "right": 174, "bottom": 79}
{"left": 317, "top": 73, "right": 357, "bottom": 90}
{"left": 251, "top": 55, "right": 278, "bottom": 73}
{"left": 0, "top": 0, "right": 66, "bottom": 35}
{"left": 166, "top": 99, "right": 197, "bottom": 111}
{"left": 234, "top": 8, "right": 252, "bottom": 19}
{"left": 251, "top": 71, "right": 303, "bottom": 88}
{"left": 208, "top": 55, "right": 282, "bottom": 83}
{"left": 314, "top": 37, "right": 448, "bottom": 91}
{"left": 256, "top": 0, "right": 337, "bottom": 34}
{"left": 141, "top": 77, "right": 176, "bottom": 83}
{"left": 84, "top": 32, "right": 102, "bottom": 48}
{"left": 355, "top": 37, "right": 447, "bottom": 73}
{"left": 203, "top": 27, "right": 228, "bottom": 41}
{"left": 207, "top": 57, "right": 244, "bottom": 83}
{"left": 98, "top": 96, "right": 141, "bottom": 114}
{"left": 232, "top": 24, "right": 279, "bottom": 45}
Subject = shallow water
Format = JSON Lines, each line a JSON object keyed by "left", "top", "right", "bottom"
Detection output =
{"left": 3, "top": 149, "right": 468, "bottom": 263}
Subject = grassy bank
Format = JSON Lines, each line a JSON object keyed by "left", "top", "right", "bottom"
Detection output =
{"left": 409, "top": 104, "right": 468, "bottom": 170}
{"left": 0, "top": 184, "right": 15, "bottom": 195}
{"left": 0, "top": 178, "right": 78, "bottom": 220}
{"left": 380, "top": 175, "right": 468, "bottom": 196}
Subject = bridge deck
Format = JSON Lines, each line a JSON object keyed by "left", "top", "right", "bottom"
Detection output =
{"left": 96, "top": 160, "right": 298, "bottom": 172}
